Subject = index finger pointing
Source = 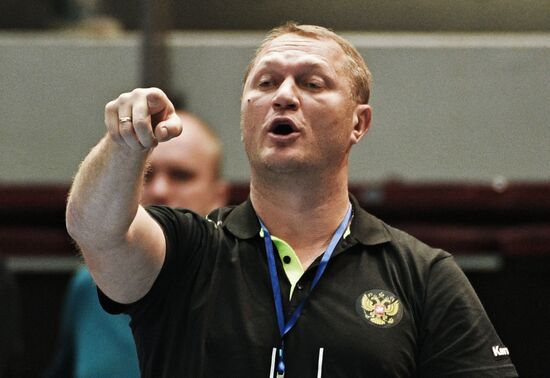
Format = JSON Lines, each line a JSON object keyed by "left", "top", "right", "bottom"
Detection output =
{"left": 146, "top": 88, "right": 173, "bottom": 116}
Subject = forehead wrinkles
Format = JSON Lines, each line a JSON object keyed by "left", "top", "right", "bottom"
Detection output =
{"left": 255, "top": 53, "right": 334, "bottom": 76}
{"left": 252, "top": 36, "right": 346, "bottom": 77}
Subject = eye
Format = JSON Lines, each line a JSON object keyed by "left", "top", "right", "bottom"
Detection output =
{"left": 306, "top": 82, "right": 321, "bottom": 89}
{"left": 169, "top": 169, "right": 194, "bottom": 182}
{"left": 258, "top": 79, "right": 273, "bottom": 88}
{"left": 256, "top": 73, "right": 275, "bottom": 88}
{"left": 303, "top": 77, "right": 324, "bottom": 90}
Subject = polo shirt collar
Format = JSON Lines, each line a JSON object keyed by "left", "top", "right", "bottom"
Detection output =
{"left": 348, "top": 193, "right": 391, "bottom": 245}
{"left": 223, "top": 198, "right": 260, "bottom": 239}
{"left": 223, "top": 193, "right": 391, "bottom": 246}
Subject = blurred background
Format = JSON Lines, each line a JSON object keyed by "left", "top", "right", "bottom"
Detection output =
{"left": 0, "top": 0, "right": 549, "bottom": 376}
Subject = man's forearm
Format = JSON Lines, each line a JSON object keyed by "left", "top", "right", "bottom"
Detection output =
{"left": 65, "top": 88, "right": 181, "bottom": 303}
{"left": 66, "top": 135, "right": 150, "bottom": 252}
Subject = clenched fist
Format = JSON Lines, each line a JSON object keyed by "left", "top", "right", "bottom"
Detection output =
{"left": 104, "top": 88, "right": 182, "bottom": 150}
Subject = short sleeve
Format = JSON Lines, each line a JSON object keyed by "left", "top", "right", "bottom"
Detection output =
{"left": 418, "top": 256, "right": 518, "bottom": 377}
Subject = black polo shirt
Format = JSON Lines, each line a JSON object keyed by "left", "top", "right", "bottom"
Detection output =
{"left": 100, "top": 195, "right": 517, "bottom": 377}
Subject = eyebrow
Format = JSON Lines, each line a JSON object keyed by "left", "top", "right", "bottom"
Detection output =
{"left": 254, "top": 65, "right": 336, "bottom": 88}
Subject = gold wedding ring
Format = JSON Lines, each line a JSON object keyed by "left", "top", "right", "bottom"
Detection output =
{"left": 119, "top": 116, "right": 132, "bottom": 123}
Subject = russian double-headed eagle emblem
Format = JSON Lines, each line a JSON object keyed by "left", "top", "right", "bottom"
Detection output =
{"left": 356, "top": 290, "right": 403, "bottom": 327}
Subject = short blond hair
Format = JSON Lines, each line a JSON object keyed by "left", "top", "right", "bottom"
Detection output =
{"left": 244, "top": 22, "right": 372, "bottom": 104}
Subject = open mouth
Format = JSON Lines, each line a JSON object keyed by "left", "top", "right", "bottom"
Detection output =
{"left": 268, "top": 118, "right": 299, "bottom": 137}
{"left": 272, "top": 123, "right": 294, "bottom": 135}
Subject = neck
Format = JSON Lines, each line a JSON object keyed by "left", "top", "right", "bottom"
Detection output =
{"left": 250, "top": 167, "right": 350, "bottom": 268}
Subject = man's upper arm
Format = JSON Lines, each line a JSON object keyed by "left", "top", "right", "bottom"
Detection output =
{"left": 418, "top": 256, "right": 518, "bottom": 377}
{"left": 84, "top": 205, "right": 166, "bottom": 305}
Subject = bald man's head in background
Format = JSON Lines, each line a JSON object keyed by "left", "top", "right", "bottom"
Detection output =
{"left": 141, "top": 111, "right": 228, "bottom": 215}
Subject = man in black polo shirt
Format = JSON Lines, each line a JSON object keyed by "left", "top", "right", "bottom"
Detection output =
{"left": 66, "top": 23, "right": 518, "bottom": 377}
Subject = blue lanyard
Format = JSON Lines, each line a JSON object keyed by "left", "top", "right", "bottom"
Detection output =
{"left": 259, "top": 203, "right": 352, "bottom": 377}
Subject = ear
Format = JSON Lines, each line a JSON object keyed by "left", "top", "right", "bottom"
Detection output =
{"left": 350, "top": 104, "right": 372, "bottom": 145}
{"left": 212, "top": 179, "right": 230, "bottom": 209}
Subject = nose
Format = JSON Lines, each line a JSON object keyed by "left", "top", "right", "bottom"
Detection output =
{"left": 146, "top": 174, "right": 169, "bottom": 204}
{"left": 272, "top": 77, "right": 299, "bottom": 111}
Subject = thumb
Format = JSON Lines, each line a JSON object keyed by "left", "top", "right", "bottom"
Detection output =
{"left": 154, "top": 112, "right": 183, "bottom": 142}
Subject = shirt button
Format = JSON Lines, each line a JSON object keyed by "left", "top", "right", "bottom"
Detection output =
{"left": 297, "top": 283, "right": 303, "bottom": 290}
{"left": 283, "top": 255, "right": 291, "bottom": 264}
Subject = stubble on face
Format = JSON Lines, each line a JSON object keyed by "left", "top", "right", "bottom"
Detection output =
{"left": 240, "top": 34, "right": 358, "bottom": 177}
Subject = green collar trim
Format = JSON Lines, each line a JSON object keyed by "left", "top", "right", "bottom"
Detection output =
{"left": 259, "top": 228, "right": 304, "bottom": 299}
{"left": 272, "top": 236, "right": 304, "bottom": 299}
{"left": 258, "top": 222, "right": 352, "bottom": 299}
